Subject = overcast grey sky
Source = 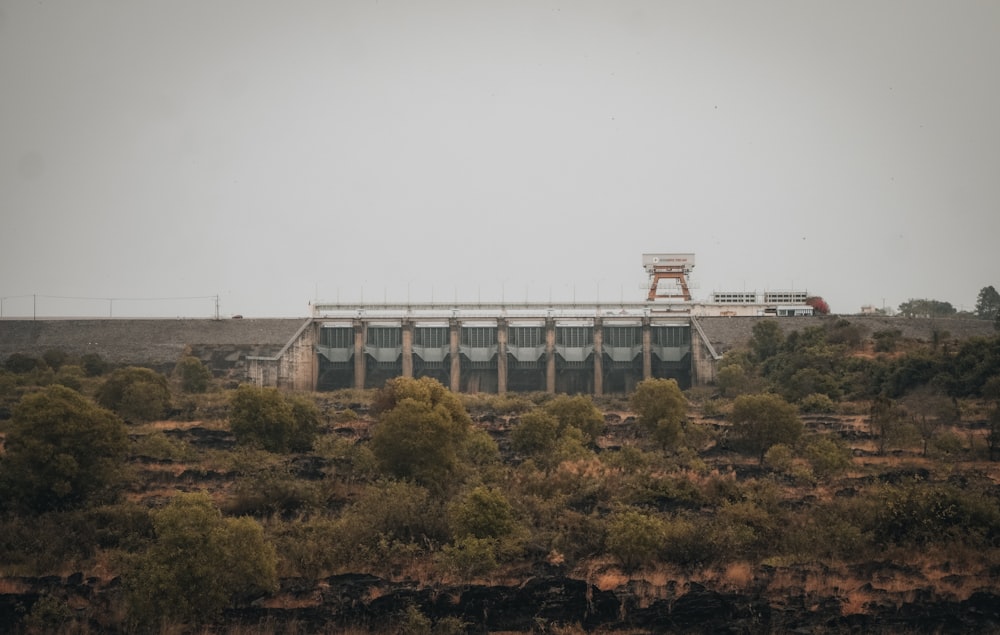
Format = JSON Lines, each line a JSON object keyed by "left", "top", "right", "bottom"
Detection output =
{"left": 2, "top": 1, "right": 998, "bottom": 318}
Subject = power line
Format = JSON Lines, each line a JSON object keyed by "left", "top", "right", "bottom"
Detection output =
{"left": 31, "top": 294, "right": 218, "bottom": 302}
{"left": 1, "top": 293, "right": 220, "bottom": 319}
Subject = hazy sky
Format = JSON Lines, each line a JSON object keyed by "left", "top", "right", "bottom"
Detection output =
{"left": 2, "top": 1, "right": 998, "bottom": 318}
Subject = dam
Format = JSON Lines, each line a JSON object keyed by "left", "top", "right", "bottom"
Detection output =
{"left": 10, "top": 253, "right": 990, "bottom": 395}
{"left": 247, "top": 302, "right": 716, "bottom": 394}
{"left": 246, "top": 253, "right": 797, "bottom": 393}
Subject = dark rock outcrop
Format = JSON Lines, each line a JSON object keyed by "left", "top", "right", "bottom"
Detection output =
{"left": 4, "top": 573, "right": 1000, "bottom": 633}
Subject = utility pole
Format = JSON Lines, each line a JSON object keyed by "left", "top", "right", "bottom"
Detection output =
{"left": 215, "top": 295, "right": 220, "bottom": 320}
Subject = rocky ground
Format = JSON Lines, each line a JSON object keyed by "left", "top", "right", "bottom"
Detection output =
{"left": 3, "top": 411, "right": 1000, "bottom": 633}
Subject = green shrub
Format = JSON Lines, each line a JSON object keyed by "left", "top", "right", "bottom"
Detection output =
{"left": 763, "top": 444, "right": 795, "bottom": 473}
{"left": 41, "top": 349, "right": 69, "bottom": 372}
{"left": 871, "top": 480, "right": 1000, "bottom": 548}
{"left": 450, "top": 486, "right": 515, "bottom": 540}
{"left": 701, "top": 399, "right": 723, "bottom": 417}
{"left": 716, "top": 364, "right": 748, "bottom": 397}
{"left": 80, "top": 353, "right": 108, "bottom": 377}
{"left": 96, "top": 366, "right": 171, "bottom": 422}
{"left": 710, "top": 500, "right": 782, "bottom": 561}
{"left": 343, "top": 480, "right": 449, "bottom": 547}
{"left": 804, "top": 437, "right": 852, "bottom": 477}
{"left": 0, "top": 512, "right": 97, "bottom": 574}
{"left": 23, "top": 593, "right": 75, "bottom": 632}
{"left": 332, "top": 407, "right": 359, "bottom": 423}
{"left": 399, "top": 604, "right": 432, "bottom": 635}
{"left": 4, "top": 352, "right": 41, "bottom": 374}
{"left": 53, "top": 364, "right": 85, "bottom": 391}
{"left": 228, "top": 464, "right": 328, "bottom": 516}
{"left": 438, "top": 536, "right": 499, "bottom": 580}
{"left": 799, "top": 392, "right": 836, "bottom": 413}
{"left": 605, "top": 510, "right": 667, "bottom": 572}
{"left": 125, "top": 492, "right": 277, "bottom": 628}
{"left": 781, "top": 502, "right": 872, "bottom": 561}
{"left": 370, "top": 377, "right": 471, "bottom": 494}
{"left": 270, "top": 516, "right": 343, "bottom": 579}
{"left": 661, "top": 515, "right": 713, "bottom": 566}
{"left": 601, "top": 445, "right": 653, "bottom": 474}
{"left": 0, "top": 385, "right": 129, "bottom": 512}
{"left": 630, "top": 378, "right": 687, "bottom": 449}
{"left": 131, "top": 431, "right": 196, "bottom": 462}
{"left": 313, "top": 435, "right": 379, "bottom": 481}
{"left": 511, "top": 410, "right": 559, "bottom": 458}
{"left": 542, "top": 394, "right": 605, "bottom": 445}
{"left": 229, "top": 385, "right": 319, "bottom": 453}
{"left": 174, "top": 355, "right": 212, "bottom": 393}
{"left": 930, "top": 431, "right": 966, "bottom": 457}
{"left": 730, "top": 393, "right": 803, "bottom": 463}
{"left": 873, "top": 329, "right": 902, "bottom": 353}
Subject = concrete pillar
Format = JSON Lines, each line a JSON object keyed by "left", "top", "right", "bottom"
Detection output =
{"left": 449, "top": 319, "right": 461, "bottom": 392}
{"left": 401, "top": 321, "right": 414, "bottom": 378}
{"left": 545, "top": 318, "right": 556, "bottom": 394}
{"left": 497, "top": 318, "right": 508, "bottom": 394}
{"left": 310, "top": 322, "right": 320, "bottom": 390}
{"left": 593, "top": 318, "right": 603, "bottom": 396}
{"left": 642, "top": 318, "right": 652, "bottom": 380}
{"left": 291, "top": 321, "right": 319, "bottom": 391}
{"left": 353, "top": 319, "right": 366, "bottom": 389}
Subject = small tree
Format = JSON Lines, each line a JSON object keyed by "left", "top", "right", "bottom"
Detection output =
{"left": 174, "top": 355, "right": 212, "bottom": 393}
{"left": 126, "top": 492, "right": 277, "bottom": 628}
{"left": 730, "top": 393, "right": 803, "bottom": 464}
{"left": 873, "top": 329, "right": 902, "bottom": 353}
{"left": 897, "top": 298, "right": 957, "bottom": 318}
{"left": 41, "top": 349, "right": 69, "bottom": 372}
{"left": 96, "top": 366, "right": 171, "bottom": 422}
{"left": 229, "top": 385, "right": 319, "bottom": 453}
{"left": 629, "top": 378, "right": 687, "bottom": 449}
{"left": 606, "top": 510, "right": 666, "bottom": 572}
{"left": 869, "top": 395, "right": 910, "bottom": 456}
{"left": 975, "top": 285, "right": 1000, "bottom": 321}
{"left": 749, "top": 320, "right": 783, "bottom": 362}
{"left": 0, "top": 385, "right": 128, "bottom": 512}
{"left": 370, "top": 378, "right": 471, "bottom": 494}
{"left": 4, "top": 352, "right": 41, "bottom": 374}
{"left": 716, "top": 363, "right": 748, "bottom": 398}
{"left": 901, "top": 386, "right": 959, "bottom": 456}
{"left": 542, "top": 394, "right": 605, "bottom": 445}
{"left": 80, "top": 353, "right": 108, "bottom": 377}
{"left": 511, "top": 410, "right": 559, "bottom": 458}
{"left": 804, "top": 437, "right": 853, "bottom": 477}
{"left": 449, "top": 486, "right": 515, "bottom": 540}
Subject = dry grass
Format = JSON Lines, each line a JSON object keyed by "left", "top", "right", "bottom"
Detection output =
{"left": 255, "top": 593, "right": 323, "bottom": 609}
{"left": 0, "top": 578, "right": 31, "bottom": 593}
{"left": 140, "top": 419, "right": 205, "bottom": 432}
{"left": 577, "top": 548, "right": 999, "bottom": 623}
{"left": 715, "top": 561, "right": 755, "bottom": 590}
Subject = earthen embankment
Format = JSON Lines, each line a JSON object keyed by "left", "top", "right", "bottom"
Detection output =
{"left": 0, "top": 318, "right": 307, "bottom": 374}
